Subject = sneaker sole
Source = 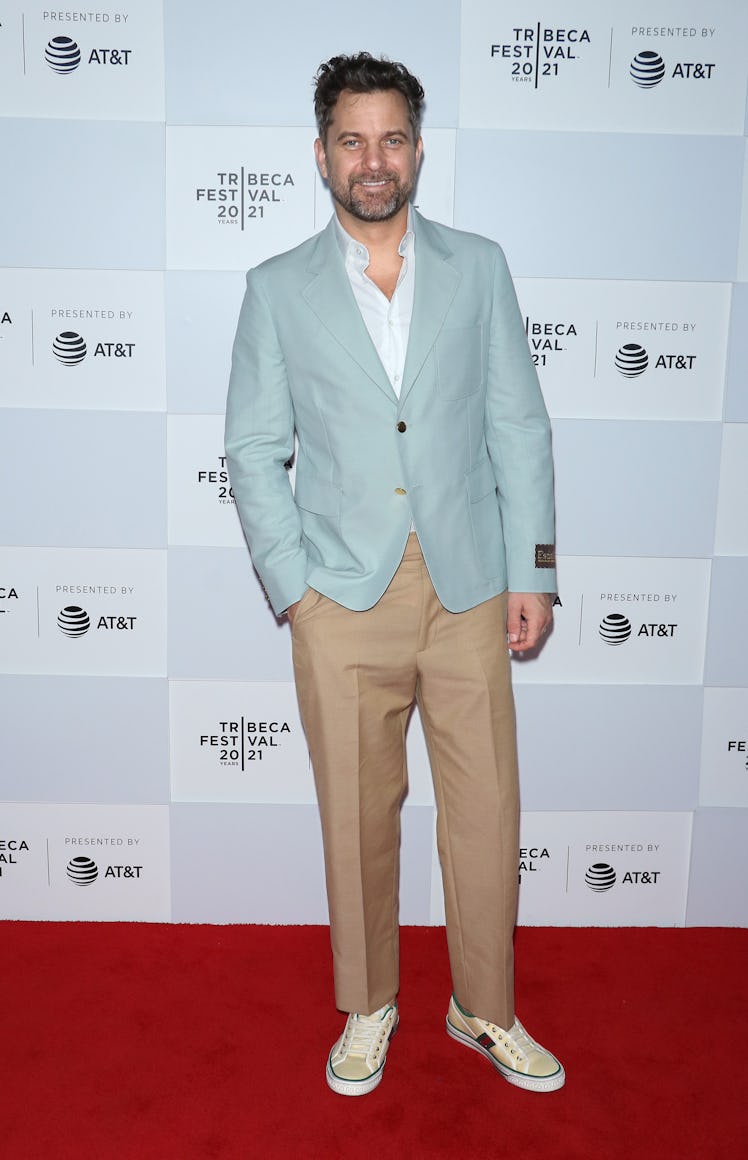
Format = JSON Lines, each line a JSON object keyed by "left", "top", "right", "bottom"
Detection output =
{"left": 325, "top": 1018, "right": 398, "bottom": 1097}
{"left": 325, "top": 1059, "right": 386, "bottom": 1097}
{"left": 446, "top": 1019, "right": 565, "bottom": 1093}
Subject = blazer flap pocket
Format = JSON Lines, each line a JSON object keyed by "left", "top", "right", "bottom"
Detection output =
{"left": 294, "top": 473, "right": 341, "bottom": 517}
{"left": 466, "top": 457, "right": 497, "bottom": 503}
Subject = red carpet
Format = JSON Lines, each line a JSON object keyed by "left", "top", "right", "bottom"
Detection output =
{"left": 4, "top": 923, "right": 747, "bottom": 1159}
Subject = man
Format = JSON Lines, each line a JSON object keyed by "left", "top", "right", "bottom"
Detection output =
{"left": 225, "top": 52, "right": 564, "bottom": 1097}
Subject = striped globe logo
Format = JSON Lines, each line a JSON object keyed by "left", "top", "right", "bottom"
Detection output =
{"left": 53, "top": 331, "right": 87, "bottom": 366}
{"left": 615, "top": 343, "right": 648, "bottom": 378}
{"left": 45, "top": 36, "right": 82, "bottom": 74}
{"left": 57, "top": 605, "right": 91, "bottom": 637}
{"left": 599, "top": 613, "right": 632, "bottom": 646}
{"left": 585, "top": 863, "right": 616, "bottom": 892}
{"left": 67, "top": 856, "right": 98, "bottom": 885}
{"left": 630, "top": 51, "right": 666, "bottom": 88}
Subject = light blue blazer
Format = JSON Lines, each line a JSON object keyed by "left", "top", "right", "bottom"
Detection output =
{"left": 225, "top": 210, "right": 556, "bottom": 615}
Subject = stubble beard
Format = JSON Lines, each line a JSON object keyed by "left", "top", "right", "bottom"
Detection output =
{"left": 331, "top": 172, "right": 413, "bottom": 222}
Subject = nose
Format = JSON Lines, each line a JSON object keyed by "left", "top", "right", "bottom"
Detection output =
{"left": 360, "top": 143, "right": 385, "bottom": 171}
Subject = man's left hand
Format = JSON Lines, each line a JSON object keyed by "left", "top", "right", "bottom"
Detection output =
{"left": 506, "top": 592, "right": 554, "bottom": 653}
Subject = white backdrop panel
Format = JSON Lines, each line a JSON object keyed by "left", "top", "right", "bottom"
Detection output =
{"left": 514, "top": 684, "right": 703, "bottom": 811}
{"left": 714, "top": 424, "right": 748, "bottom": 556}
{"left": 167, "top": 547, "right": 293, "bottom": 683}
{"left": 699, "top": 688, "right": 748, "bottom": 808}
{"left": 514, "top": 279, "right": 729, "bottom": 421}
{"left": 0, "top": 674, "right": 169, "bottom": 803}
{"left": 511, "top": 555, "right": 710, "bottom": 686}
{"left": 552, "top": 420, "right": 721, "bottom": 558}
{"left": 0, "top": 803, "right": 171, "bottom": 921}
{"left": 0, "top": 547, "right": 166, "bottom": 677}
{"left": 166, "top": 271, "right": 245, "bottom": 414}
{"left": 454, "top": 130, "right": 744, "bottom": 280}
{"left": 167, "top": 414, "right": 245, "bottom": 548}
{"left": 430, "top": 810, "right": 693, "bottom": 926}
{"left": 0, "top": 269, "right": 166, "bottom": 412}
{"left": 0, "top": 1, "right": 165, "bottom": 121}
{"left": 170, "top": 680, "right": 312, "bottom": 804}
{"left": 0, "top": 119, "right": 165, "bottom": 270}
{"left": 0, "top": 410, "right": 166, "bottom": 548}
{"left": 725, "top": 282, "right": 748, "bottom": 421}
{"left": 686, "top": 807, "right": 748, "bottom": 925}
{"left": 459, "top": 0, "right": 748, "bottom": 135}
{"left": 163, "top": 0, "right": 461, "bottom": 129}
{"left": 704, "top": 558, "right": 748, "bottom": 687}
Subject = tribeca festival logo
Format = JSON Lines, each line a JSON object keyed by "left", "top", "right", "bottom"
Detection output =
{"left": 518, "top": 845, "right": 551, "bottom": 884}
{"left": 197, "top": 456, "right": 234, "bottom": 505}
{"left": 195, "top": 167, "right": 297, "bottom": 229}
{"left": 524, "top": 316, "right": 578, "bottom": 371}
{"left": 491, "top": 22, "right": 591, "bottom": 86}
{"left": 0, "top": 839, "right": 30, "bottom": 878}
{"left": 597, "top": 591, "right": 679, "bottom": 646}
{"left": 200, "top": 717, "right": 292, "bottom": 770}
{"left": 727, "top": 739, "right": 748, "bottom": 773}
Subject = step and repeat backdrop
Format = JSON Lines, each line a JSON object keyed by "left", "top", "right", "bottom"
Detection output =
{"left": 1, "top": 0, "right": 747, "bottom": 928}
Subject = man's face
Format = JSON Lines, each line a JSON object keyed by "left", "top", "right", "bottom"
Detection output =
{"left": 315, "top": 88, "right": 423, "bottom": 223}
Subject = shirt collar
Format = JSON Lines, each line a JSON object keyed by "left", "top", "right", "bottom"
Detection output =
{"left": 333, "top": 205, "right": 415, "bottom": 265}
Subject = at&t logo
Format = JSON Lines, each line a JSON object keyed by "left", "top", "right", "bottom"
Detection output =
{"left": 585, "top": 862, "right": 660, "bottom": 890}
{"left": 614, "top": 343, "right": 696, "bottom": 378}
{"left": 66, "top": 856, "right": 143, "bottom": 884}
{"left": 53, "top": 332, "right": 134, "bottom": 365}
{"left": 53, "top": 332, "right": 87, "bottom": 366}
{"left": 630, "top": 49, "right": 715, "bottom": 88}
{"left": 599, "top": 613, "right": 677, "bottom": 645}
{"left": 45, "top": 37, "right": 132, "bottom": 73}
{"left": 45, "top": 36, "right": 81, "bottom": 73}
{"left": 57, "top": 606, "right": 137, "bottom": 636}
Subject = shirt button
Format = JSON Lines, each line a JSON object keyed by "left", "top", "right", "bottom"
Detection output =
{"left": 394, "top": 487, "right": 407, "bottom": 495}
{"left": 394, "top": 374, "right": 400, "bottom": 383}
{"left": 397, "top": 421, "right": 407, "bottom": 432}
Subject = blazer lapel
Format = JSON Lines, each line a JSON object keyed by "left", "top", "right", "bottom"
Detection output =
{"left": 302, "top": 220, "right": 396, "bottom": 402}
{"left": 398, "top": 212, "right": 461, "bottom": 409}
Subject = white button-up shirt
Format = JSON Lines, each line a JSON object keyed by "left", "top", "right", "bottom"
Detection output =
{"left": 334, "top": 210, "right": 415, "bottom": 398}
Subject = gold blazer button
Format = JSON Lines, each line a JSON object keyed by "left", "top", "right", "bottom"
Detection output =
{"left": 394, "top": 487, "right": 407, "bottom": 495}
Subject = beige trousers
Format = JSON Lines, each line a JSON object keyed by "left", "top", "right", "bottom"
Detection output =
{"left": 291, "top": 534, "right": 519, "bottom": 1029}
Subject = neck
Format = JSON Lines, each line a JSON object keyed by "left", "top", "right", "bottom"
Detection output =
{"left": 334, "top": 202, "right": 410, "bottom": 254}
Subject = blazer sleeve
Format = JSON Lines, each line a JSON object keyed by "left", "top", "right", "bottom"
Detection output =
{"left": 225, "top": 267, "right": 308, "bottom": 615}
{"left": 484, "top": 246, "right": 557, "bottom": 594}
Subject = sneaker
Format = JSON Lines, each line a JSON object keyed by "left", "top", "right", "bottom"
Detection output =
{"left": 446, "top": 995, "right": 565, "bottom": 1092}
{"left": 326, "top": 1004, "right": 398, "bottom": 1096}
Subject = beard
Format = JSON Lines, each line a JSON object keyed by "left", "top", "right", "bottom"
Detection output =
{"left": 329, "top": 171, "right": 413, "bottom": 222}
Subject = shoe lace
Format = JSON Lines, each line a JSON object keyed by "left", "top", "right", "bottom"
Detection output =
{"left": 485, "top": 1018, "right": 532, "bottom": 1063}
{"left": 342, "top": 1013, "right": 388, "bottom": 1060}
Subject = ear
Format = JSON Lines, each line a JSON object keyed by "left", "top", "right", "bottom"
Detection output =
{"left": 314, "top": 137, "right": 329, "bottom": 181}
{"left": 415, "top": 136, "right": 424, "bottom": 169}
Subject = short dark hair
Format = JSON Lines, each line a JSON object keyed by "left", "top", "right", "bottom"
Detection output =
{"left": 313, "top": 52, "right": 425, "bottom": 144}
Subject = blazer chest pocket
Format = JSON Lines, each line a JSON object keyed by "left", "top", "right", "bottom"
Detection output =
{"left": 435, "top": 325, "right": 484, "bottom": 400}
{"left": 294, "top": 473, "right": 341, "bottom": 518}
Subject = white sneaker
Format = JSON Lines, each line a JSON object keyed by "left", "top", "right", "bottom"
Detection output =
{"left": 326, "top": 1004, "right": 398, "bottom": 1096}
{"left": 446, "top": 996, "right": 565, "bottom": 1092}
